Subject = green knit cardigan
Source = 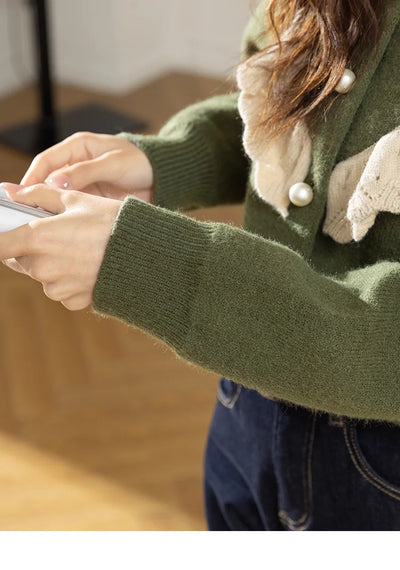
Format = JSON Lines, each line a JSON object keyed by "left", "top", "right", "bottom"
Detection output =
{"left": 93, "top": 0, "right": 400, "bottom": 425}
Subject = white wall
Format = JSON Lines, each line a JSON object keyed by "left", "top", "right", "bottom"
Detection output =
{"left": 111, "top": 0, "right": 183, "bottom": 93}
{"left": 173, "top": 0, "right": 251, "bottom": 78}
{"left": 0, "top": 0, "right": 251, "bottom": 97}
{"left": 0, "top": 0, "right": 35, "bottom": 97}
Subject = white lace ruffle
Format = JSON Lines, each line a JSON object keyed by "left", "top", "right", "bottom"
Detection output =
{"left": 237, "top": 52, "right": 400, "bottom": 243}
{"left": 323, "top": 127, "right": 400, "bottom": 243}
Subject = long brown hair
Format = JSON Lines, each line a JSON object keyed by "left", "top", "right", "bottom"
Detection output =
{"left": 248, "top": 0, "right": 387, "bottom": 139}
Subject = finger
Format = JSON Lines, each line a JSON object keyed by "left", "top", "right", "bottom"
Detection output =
{"left": 42, "top": 282, "right": 69, "bottom": 302}
{"left": 0, "top": 225, "right": 33, "bottom": 260}
{"left": 20, "top": 138, "right": 80, "bottom": 187}
{"left": 61, "top": 293, "right": 92, "bottom": 311}
{"left": 2, "top": 183, "right": 67, "bottom": 215}
{"left": 0, "top": 182, "right": 23, "bottom": 194}
{"left": 45, "top": 151, "right": 123, "bottom": 192}
{"left": 20, "top": 132, "right": 118, "bottom": 187}
{"left": 2, "top": 257, "right": 28, "bottom": 275}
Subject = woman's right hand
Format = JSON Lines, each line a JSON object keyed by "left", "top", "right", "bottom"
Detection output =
{"left": 20, "top": 131, "right": 155, "bottom": 204}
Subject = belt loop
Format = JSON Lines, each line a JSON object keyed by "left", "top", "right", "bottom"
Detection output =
{"left": 328, "top": 414, "right": 344, "bottom": 427}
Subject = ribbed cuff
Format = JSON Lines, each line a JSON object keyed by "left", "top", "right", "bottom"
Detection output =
{"left": 117, "top": 132, "right": 217, "bottom": 211}
{"left": 92, "top": 196, "right": 214, "bottom": 349}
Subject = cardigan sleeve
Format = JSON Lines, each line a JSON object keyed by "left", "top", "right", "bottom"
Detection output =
{"left": 117, "top": 93, "right": 250, "bottom": 211}
{"left": 93, "top": 196, "right": 400, "bottom": 425}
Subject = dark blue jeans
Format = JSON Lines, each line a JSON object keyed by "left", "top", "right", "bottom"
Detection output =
{"left": 204, "top": 378, "right": 400, "bottom": 531}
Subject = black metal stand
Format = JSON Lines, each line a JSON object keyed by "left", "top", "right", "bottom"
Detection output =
{"left": 0, "top": 0, "right": 145, "bottom": 155}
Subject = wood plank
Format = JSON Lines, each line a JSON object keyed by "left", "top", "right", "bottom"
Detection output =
{"left": 0, "top": 279, "right": 55, "bottom": 421}
{"left": 0, "top": 72, "right": 241, "bottom": 530}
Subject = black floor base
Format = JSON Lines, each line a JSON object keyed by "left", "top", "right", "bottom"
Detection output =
{"left": 0, "top": 102, "right": 146, "bottom": 155}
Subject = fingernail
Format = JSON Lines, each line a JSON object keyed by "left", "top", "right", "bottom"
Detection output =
{"left": 0, "top": 182, "right": 24, "bottom": 197}
{"left": 45, "top": 174, "right": 70, "bottom": 189}
{"left": 0, "top": 182, "right": 24, "bottom": 191}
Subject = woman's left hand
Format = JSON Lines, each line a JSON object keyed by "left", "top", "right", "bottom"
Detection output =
{"left": 0, "top": 183, "right": 122, "bottom": 310}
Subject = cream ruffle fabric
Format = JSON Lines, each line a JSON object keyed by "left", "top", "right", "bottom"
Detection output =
{"left": 237, "top": 49, "right": 312, "bottom": 218}
{"left": 237, "top": 52, "right": 400, "bottom": 244}
{"left": 323, "top": 127, "right": 400, "bottom": 243}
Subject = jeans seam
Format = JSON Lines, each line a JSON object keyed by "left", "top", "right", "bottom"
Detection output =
{"left": 278, "top": 413, "right": 317, "bottom": 531}
{"left": 343, "top": 423, "right": 400, "bottom": 502}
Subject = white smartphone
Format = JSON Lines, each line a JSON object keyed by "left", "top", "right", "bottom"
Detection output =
{"left": 0, "top": 187, "right": 54, "bottom": 232}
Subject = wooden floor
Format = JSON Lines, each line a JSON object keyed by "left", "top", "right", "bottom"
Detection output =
{"left": 0, "top": 72, "right": 244, "bottom": 530}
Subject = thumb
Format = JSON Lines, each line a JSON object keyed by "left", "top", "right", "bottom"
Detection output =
{"left": 2, "top": 183, "right": 67, "bottom": 215}
{"left": 46, "top": 154, "right": 117, "bottom": 191}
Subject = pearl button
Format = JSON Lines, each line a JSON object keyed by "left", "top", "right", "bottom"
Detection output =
{"left": 289, "top": 182, "right": 314, "bottom": 207}
{"left": 334, "top": 68, "right": 356, "bottom": 94}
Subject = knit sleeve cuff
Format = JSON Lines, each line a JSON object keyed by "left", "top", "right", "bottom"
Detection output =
{"left": 117, "top": 131, "right": 218, "bottom": 212}
{"left": 92, "top": 195, "right": 214, "bottom": 349}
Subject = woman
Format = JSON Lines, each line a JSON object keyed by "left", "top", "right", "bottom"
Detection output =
{"left": 0, "top": 0, "right": 400, "bottom": 530}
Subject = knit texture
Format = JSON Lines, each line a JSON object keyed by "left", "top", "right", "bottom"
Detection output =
{"left": 93, "top": 0, "right": 400, "bottom": 424}
{"left": 117, "top": 94, "right": 249, "bottom": 212}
